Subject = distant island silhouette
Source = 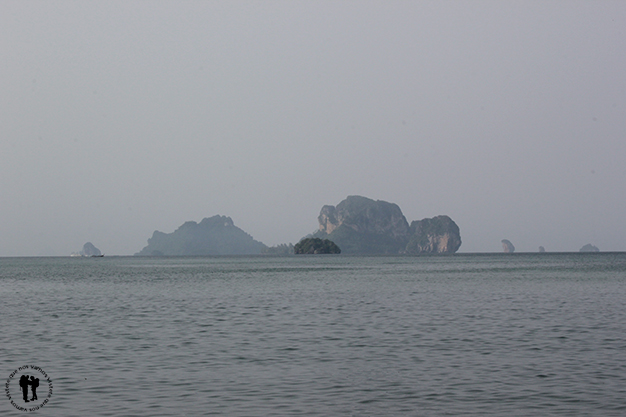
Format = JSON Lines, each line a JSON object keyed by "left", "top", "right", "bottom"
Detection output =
{"left": 71, "top": 242, "right": 103, "bottom": 257}
{"left": 120, "top": 200, "right": 612, "bottom": 256}
{"left": 310, "top": 196, "right": 461, "bottom": 254}
{"left": 580, "top": 244, "right": 600, "bottom": 252}
{"left": 133, "top": 195, "right": 462, "bottom": 256}
{"left": 294, "top": 238, "right": 341, "bottom": 254}
{"left": 501, "top": 239, "right": 515, "bottom": 253}
{"left": 135, "top": 215, "right": 266, "bottom": 256}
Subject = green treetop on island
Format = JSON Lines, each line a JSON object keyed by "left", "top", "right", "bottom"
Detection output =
{"left": 294, "top": 238, "right": 341, "bottom": 254}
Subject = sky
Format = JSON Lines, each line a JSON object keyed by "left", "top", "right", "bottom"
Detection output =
{"left": 1, "top": 0, "right": 625, "bottom": 256}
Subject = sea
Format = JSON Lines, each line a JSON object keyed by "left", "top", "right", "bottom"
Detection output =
{"left": 1, "top": 253, "right": 625, "bottom": 416}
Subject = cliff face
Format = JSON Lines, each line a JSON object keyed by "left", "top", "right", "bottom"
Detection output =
{"left": 315, "top": 196, "right": 410, "bottom": 254}
{"left": 135, "top": 215, "right": 266, "bottom": 256}
{"left": 318, "top": 196, "right": 410, "bottom": 238}
{"left": 314, "top": 196, "right": 461, "bottom": 254}
{"left": 405, "top": 216, "right": 462, "bottom": 254}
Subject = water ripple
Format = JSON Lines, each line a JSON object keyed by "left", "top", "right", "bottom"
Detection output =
{"left": 1, "top": 254, "right": 625, "bottom": 416}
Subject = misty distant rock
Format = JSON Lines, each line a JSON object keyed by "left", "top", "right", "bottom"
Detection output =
{"left": 579, "top": 243, "right": 600, "bottom": 252}
{"left": 262, "top": 243, "right": 295, "bottom": 255}
{"left": 501, "top": 239, "right": 515, "bottom": 253}
{"left": 538, "top": 246, "right": 546, "bottom": 253}
{"left": 73, "top": 242, "right": 101, "bottom": 257}
{"left": 312, "top": 195, "right": 461, "bottom": 254}
{"left": 135, "top": 215, "right": 266, "bottom": 256}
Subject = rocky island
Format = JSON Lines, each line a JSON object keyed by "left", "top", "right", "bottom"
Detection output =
{"left": 134, "top": 196, "right": 460, "bottom": 256}
{"left": 294, "top": 238, "right": 341, "bottom": 254}
{"left": 135, "top": 215, "right": 266, "bottom": 256}
{"left": 579, "top": 244, "right": 600, "bottom": 252}
{"left": 501, "top": 239, "right": 515, "bottom": 253}
{"left": 406, "top": 216, "right": 462, "bottom": 255}
{"left": 310, "top": 195, "right": 461, "bottom": 254}
{"left": 71, "top": 242, "right": 102, "bottom": 257}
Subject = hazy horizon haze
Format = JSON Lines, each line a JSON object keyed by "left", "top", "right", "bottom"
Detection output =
{"left": 2, "top": 1, "right": 625, "bottom": 256}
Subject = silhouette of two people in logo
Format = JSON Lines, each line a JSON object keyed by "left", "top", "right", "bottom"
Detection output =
{"left": 19, "top": 375, "right": 39, "bottom": 402}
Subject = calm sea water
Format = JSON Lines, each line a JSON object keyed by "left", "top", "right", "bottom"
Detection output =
{"left": 1, "top": 253, "right": 625, "bottom": 416}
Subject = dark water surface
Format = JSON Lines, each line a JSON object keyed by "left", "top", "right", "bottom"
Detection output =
{"left": 2, "top": 253, "right": 625, "bottom": 416}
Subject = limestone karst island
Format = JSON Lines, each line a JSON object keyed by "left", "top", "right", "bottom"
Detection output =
{"left": 134, "top": 195, "right": 461, "bottom": 256}
{"left": 71, "top": 242, "right": 103, "bottom": 257}
{"left": 312, "top": 196, "right": 461, "bottom": 254}
{"left": 135, "top": 215, "right": 266, "bottom": 256}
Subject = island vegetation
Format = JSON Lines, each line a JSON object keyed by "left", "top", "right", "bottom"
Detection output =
{"left": 294, "top": 238, "right": 341, "bottom": 254}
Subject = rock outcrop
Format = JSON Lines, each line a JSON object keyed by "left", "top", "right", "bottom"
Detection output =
{"left": 318, "top": 196, "right": 410, "bottom": 239}
{"left": 71, "top": 242, "right": 102, "bottom": 257}
{"left": 405, "top": 216, "right": 462, "bottom": 254}
{"left": 314, "top": 196, "right": 409, "bottom": 254}
{"left": 538, "top": 246, "right": 546, "bottom": 253}
{"left": 501, "top": 239, "right": 515, "bottom": 253}
{"left": 312, "top": 196, "right": 461, "bottom": 254}
{"left": 135, "top": 215, "right": 266, "bottom": 256}
{"left": 579, "top": 243, "right": 599, "bottom": 252}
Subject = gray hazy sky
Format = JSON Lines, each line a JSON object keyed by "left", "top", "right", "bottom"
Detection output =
{"left": 2, "top": 1, "right": 625, "bottom": 256}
